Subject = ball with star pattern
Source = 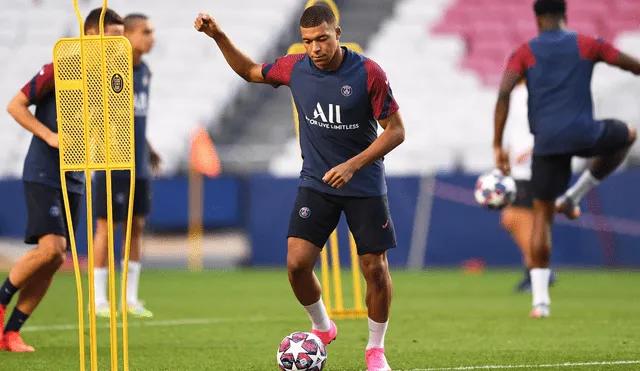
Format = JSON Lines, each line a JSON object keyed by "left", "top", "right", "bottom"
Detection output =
{"left": 474, "top": 169, "right": 517, "bottom": 210}
{"left": 277, "top": 332, "right": 327, "bottom": 371}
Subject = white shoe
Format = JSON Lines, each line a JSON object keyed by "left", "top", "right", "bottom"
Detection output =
{"left": 529, "top": 304, "right": 550, "bottom": 318}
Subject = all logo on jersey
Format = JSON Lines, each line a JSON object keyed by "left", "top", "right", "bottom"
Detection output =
{"left": 299, "top": 207, "right": 311, "bottom": 219}
{"left": 341, "top": 85, "right": 352, "bottom": 97}
{"left": 313, "top": 103, "right": 342, "bottom": 124}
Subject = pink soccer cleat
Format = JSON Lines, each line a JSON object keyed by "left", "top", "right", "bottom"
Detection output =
{"left": 1, "top": 331, "right": 35, "bottom": 352}
{"left": 366, "top": 347, "right": 392, "bottom": 371}
{"left": 311, "top": 320, "right": 337, "bottom": 346}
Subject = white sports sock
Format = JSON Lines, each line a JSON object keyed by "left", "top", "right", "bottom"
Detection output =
{"left": 123, "top": 260, "right": 141, "bottom": 306}
{"left": 366, "top": 318, "right": 389, "bottom": 350}
{"left": 303, "top": 299, "right": 330, "bottom": 332}
{"left": 530, "top": 268, "right": 551, "bottom": 307}
{"left": 94, "top": 267, "right": 108, "bottom": 307}
{"left": 565, "top": 170, "right": 600, "bottom": 204}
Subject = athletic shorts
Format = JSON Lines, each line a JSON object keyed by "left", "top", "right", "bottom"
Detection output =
{"left": 531, "top": 119, "right": 630, "bottom": 201}
{"left": 93, "top": 176, "right": 151, "bottom": 222}
{"left": 23, "top": 181, "right": 82, "bottom": 246}
{"left": 287, "top": 186, "right": 397, "bottom": 255}
{"left": 512, "top": 180, "right": 533, "bottom": 208}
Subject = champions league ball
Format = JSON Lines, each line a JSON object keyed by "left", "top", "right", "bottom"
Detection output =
{"left": 277, "top": 332, "right": 327, "bottom": 371}
{"left": 474, "top": 170, "right": 517, "bottom": 210}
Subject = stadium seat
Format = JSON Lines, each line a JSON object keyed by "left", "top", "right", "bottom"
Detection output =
{"left": 0, "top": 0, "right": 302, "bottom": 177}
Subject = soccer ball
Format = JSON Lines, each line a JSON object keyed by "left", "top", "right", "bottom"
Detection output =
{"left": 277, "top": 332, "right": 327, "bottom": 371}
{"left": 474, "top": 170, "right": 517, "bottom": 210}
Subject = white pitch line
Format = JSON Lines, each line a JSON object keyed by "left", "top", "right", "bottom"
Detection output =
{"left": 399, "top": 360, "right": 640, "bottom": 371}
{"left": 22, "top": 315, "right": 268, "bottom": 333}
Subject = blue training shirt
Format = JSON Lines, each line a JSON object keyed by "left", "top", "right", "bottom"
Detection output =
{"left": 20, "top": 63, "right": 85, "bottom": 194}
{"left": 506, "top": 30, "right": 621, "bottom": 155}
{"left": 262, "top": 46, "right": 399, "bottom": 197}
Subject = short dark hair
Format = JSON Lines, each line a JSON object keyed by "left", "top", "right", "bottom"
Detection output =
{"left": 84, "top": 8, "right": 124, "bottom": 34}
{"left": 533, "top": 0, "right": 567, "bottom": 17}
{"left": 299, "top": 4, "right": 337, "bottom": 28}
{"left": 124, "top": 13, "right": 149, "bottom": 32}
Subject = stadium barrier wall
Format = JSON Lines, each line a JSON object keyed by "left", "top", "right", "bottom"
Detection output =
{"left": 1, "top": 172, "right": 639, "bottom": 267}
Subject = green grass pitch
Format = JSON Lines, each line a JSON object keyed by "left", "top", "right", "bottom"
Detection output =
{"left": 1, "top": 269, "right": 639, "bottom": 370}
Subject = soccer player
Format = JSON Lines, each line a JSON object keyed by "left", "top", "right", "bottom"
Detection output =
{"left": 92, "top": 13, "right": 159, "bottom": 319}
{"left": 1, "top": 8, "right": 125, "bottom": 352}
{"left": 195, "top": 5, "right": 404, "bottom": 370}
{"left": 494, "top": 0, "right": 638, "bottom": 318}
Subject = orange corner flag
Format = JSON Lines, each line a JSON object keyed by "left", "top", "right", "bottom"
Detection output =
{"left": 189, "top": 126, "right": 221, "bottom": 178}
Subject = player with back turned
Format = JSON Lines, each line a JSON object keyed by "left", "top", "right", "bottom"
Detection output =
{"left": 195, "top": 5, "right": 405, "bottom": 371}
{"left": 1, "top": 8, "right": 125, "bottom": 352}
{"left": 494, "top": 0, "right": 638, "bottom": 318}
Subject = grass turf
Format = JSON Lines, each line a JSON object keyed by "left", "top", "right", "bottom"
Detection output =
{"left": 0, "top": 269, "right": 639, "bottom": 370}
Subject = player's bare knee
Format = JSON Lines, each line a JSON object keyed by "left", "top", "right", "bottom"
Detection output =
{"left": 131, "top": 217, "right": 145, "bottom": 239}
{"left": 500, "top": 209, "right": 515, "bottom": 231}
{"left": 360, "top": 253, "right": 390, "bottom": 289}
{"left": 37, "top": 236, "right": 66, "bottom": 267}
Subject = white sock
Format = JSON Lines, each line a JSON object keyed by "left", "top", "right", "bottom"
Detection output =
{"left": 366, "top": 318, "right": 389, "bottom": 350}
{"left": 565, "top": 170, "right": 600, "bottom": 204}
{"left": 530, "top": 268, "right": 551, "bottom": 307}
{"left": 123, "top": 260, "right": 141, "bottom": 306}
{"left": 94, "top": 267, "right": 108, "bottom": 307}
{"left": 303, "top": 298, "right": 331, "bottom": 332}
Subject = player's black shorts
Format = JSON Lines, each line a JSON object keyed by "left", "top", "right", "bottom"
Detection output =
{"left": 23, "top": 181, "right": 82, "bottom": 246}
{"left": 531, "top": 119, "right": 630, "bottom": 201}
{"left": 288, "top": 187, "right": 397, "bottom": 255}
{"left": 93, "top": 176, "right": 151, "bottom": 222}
{"left": 511, "top": 180, "right": 533, "bottom": 208}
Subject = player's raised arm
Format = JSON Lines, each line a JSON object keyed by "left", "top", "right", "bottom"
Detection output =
{"left": 578, "top": 35, "right": 640, "bottom": 75}
{"left": 194, "top": 13, "right": 266, "bottom": 83}
{"left": 6, "top": 65, "right": 58, "bottom": 148}
{"left": 494, "top": 45, "right": 531, "bottom": 175}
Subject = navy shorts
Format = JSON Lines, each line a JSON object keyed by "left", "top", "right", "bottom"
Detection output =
{"left": 23, "top": 181, "right": 82, "bottom": 245}
{"left": 511, "top": 180, "right": 533, "bottom": 209}
{"left": 93, "top": 174, "right": 151, "bottom": 222}
{"left": 531, "top": 119, "right": 630, "bottom": 201}
{"left": 287, "top": 187, "right": 397, "bottom": 255}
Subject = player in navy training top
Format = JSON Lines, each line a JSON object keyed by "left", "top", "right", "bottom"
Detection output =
{"left": 0, "top": 8, "right": 125, "bottom": 352}
{"left": 92, "top": 13, "right": 159, "bottom": 320}
{"left": 195, "top": 5, "right": 404, "bottom": 370}
{"left": 493, "top": 0, "right": 638, "bottom": 319}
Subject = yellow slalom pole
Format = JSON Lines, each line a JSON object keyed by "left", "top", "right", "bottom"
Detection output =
{"left": 329, "top": 230, "right": 343, "bottom": 311}
{"left": 348, "top": 232, "right": 364, "bottom": 310}
{"left": 320, "top": 247, "right": 332, "bottom": 314}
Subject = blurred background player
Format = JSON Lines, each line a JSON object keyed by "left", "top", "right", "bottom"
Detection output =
{"left": 0, "top": 8, "right": 124, "bottom": 352}
{"left": 494, "top": 0, "right": 639, "bottom": 318}
{"left": 195, "top": 5, "right": 404, "bottom": 370}
{"left": 93, "top": 13, "right": 159, "bottom": 319}
{"left": 501, "top": 81, "right": 558, "bottom": 292}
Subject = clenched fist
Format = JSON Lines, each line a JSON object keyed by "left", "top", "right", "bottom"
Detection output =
{"left": 194, "top": 13, "right": 221, "bottom": 38}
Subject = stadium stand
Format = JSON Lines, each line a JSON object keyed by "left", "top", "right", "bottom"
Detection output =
{"left": 0, "top": 0, "right": 301, "bottom": 176}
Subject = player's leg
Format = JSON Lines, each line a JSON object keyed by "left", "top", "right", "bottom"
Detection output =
{"left": 529, "top": 154, "right": 572, "bottom": 318}
{"left": 92, "top": 172, "right": 113, "bottom": 316}
{"left": 0, "top": 183, "right": 81, "bottom": 351}
{"left": 286, "top": 187, "right": 341, "bottom": 345}
{"left": 121, "top": 179, "right": 152, "bottom": 317}
{"left": 344, "top": 194, "right": 395, "bottom": 371}
{"left": 501, "top": 205, "right": 534, "bottom": 291}
{"left": 557, "top": 120, "right": 637, "bottom": 219}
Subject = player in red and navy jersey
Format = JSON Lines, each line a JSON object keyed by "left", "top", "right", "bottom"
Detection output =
{"left": 195, "top": 5, "right": 404, "bottom": 370}
{"left": 0, "top": 8, "right": 124, "bottom": 352}
{"left": 493, "top": 0, "right": 638, "bottom": 318}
